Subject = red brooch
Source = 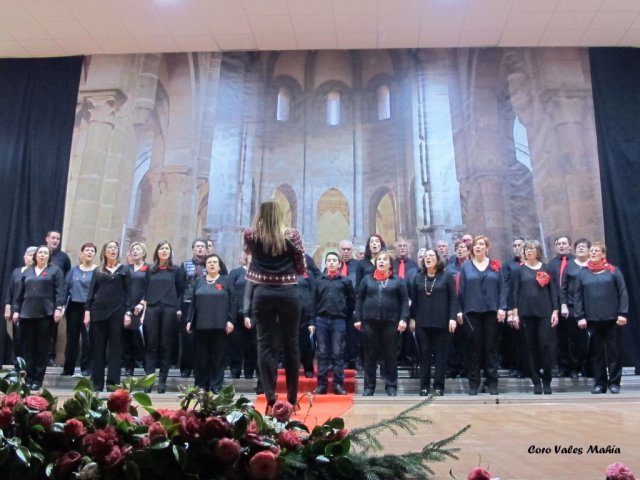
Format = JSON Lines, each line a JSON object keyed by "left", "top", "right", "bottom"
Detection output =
{"left": 489, "top": 260, "right": 501, "bottom": 272}
{"left": 139, "top": 265, "right": 148, "bottom": 272}
{"left": 41, "top": 271, "right": 48, "bottom": 277}
{"left": 215, "top": 283, "right": 223, "bottom": 290}
{"left": 536, "top": 271, "right": 551, "bottom": 288}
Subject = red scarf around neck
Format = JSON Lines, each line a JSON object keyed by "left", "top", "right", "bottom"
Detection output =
{"left": 587, "top": 258, "right": 615, "bottom": 273}
{"left": 373, "top": 270, "right": 391, "bottom": 281}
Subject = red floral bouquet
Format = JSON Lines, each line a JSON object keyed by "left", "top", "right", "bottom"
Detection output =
{"left": 0, "top": 358, "right": 468, "bottom": 480}
{"left": 536, "top": 271, "right": 552, "bottom": 288}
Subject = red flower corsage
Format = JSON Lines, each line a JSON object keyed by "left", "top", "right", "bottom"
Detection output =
{"left": 536, "top": 271, "right": 551, "bottom": 288}
{"left": 41, "top": 271, "right": 48, "bottom": 276}
{"left": 139, "top": 264, "right": 148, "bottom": 272}
{"left": 489, "top": 260, "right": 501, "bottom": 272}
{"left": 215, "top": 283, "right": 223, "bottom": 290}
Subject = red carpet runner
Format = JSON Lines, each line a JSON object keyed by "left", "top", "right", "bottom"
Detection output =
{"left": 254, "top": 369, "right": 356, "bottom": 429}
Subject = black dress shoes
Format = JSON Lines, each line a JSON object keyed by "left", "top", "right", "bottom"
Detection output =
{"left": 533, "top": 382, "right": 542, "bottom": 395}
{"left": 314, "top": 385, "right": 328, "bottom": 395}
{"left": 333, "top": 384, "right": 347, "bottom": 395}
{"left": 386, "top": 387, "right": 397, "bottom": 396}
{"left": 591, "top": 385, "right": 606, "bottom": 394}
{"left": 419, "top": 389, "right": 429, "bottom": 396}
{"left": 609, "top": 384, "right": 620, "bottom": 394}
{"left": 489, "top": 385, "right": 499, "bottom": 395}
{"left": 362, "top": 388, "right": 374, "bottom": 396}
{"left": 433, "top": 389, "right": 444, "bottom": 396}
{"left": 543, "top": 383, "right": 552, "bottom": 395}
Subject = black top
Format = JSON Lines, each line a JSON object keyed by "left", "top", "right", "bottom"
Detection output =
{"left": 355, "top": 274, "right": 409, "bottom": 324}
{"left": 548, "top": 254, "right": 576, "bottom": 288}
{"left": 51, "top": 249, "right": 71, "bottom": 276}
{"left": 392, "top": 257, "right": 419, "bottom": 280}
{"left": 128, "top": 263, "right": 150, "bottom": 306}
{"left": 187, "top": 276, "right": 236, "bottom": 330}
{"left": 4, "top": 267, "right": 24, "bottom": 307}
{"left": 313, "top": 273, "right": 355, "bottom": 323}
{"left": 66, "top": 266, "right": 95, "bottom": 303}
{"left": 227, "top": 266, "right": 248, "bottom": 317}
{"left": 13, "top": 265, "right": 65, "bottom": 318}
{"left": 305, "top": 254, "right": 321, "bottom": 279}
{"left": 338, "top": 258, "right": 359, "bottom": 288}
{"left": 244, "top": 227, "right": 306, "bottom": 285}
{"left": 297, "top": 274, "right": 316, "bottom": 318}
{"left": 574, "top": 268, "right": 629, "bottom": 322}
{"left": 512, "top": 264, "right": 559, "bottom": 318}
{"left": 355, "top": 259, "right": 375, "bottom": 286}
{"left": 180, "top": 257, "right": 206, "bottom": 304}
{"left": 85, "top": 265, "right": 132, "bottom": 322}
{"left": 560, "top": 259, "right": 587, "bottom": 309}
{"left": 458, "top": 259, "right": 507, "bottom": 314}
{"left": 144, "top": 267, "right": 185, "bottom": 310}
{"left": 502, "top": 257, "right": 522, "bottom": 310}
{"left": 409, "top": 271, "right": 459, "bottom": 329}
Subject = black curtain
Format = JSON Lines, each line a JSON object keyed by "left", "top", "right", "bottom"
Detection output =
{"left": 0, "top": 57, "right": 82, "bottom": 306}
{"left": 589, "top": 47, "right": 640, "bottom": 370}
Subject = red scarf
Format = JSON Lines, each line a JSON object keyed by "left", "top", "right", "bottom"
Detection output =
{"left": 373, "top": 270, "right": 391, "bottom": 281}
{"left": 587, "top": 258, "right": 615, "bottom": 273}
{"left": 326, "top": 271, "right": 339, "bottom": 279}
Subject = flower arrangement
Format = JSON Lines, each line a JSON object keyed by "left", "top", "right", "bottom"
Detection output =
{"left": 0, "top": 358, "right": 469, "bottom": 480}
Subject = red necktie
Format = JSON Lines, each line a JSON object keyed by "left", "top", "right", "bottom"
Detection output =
{"left": 559, "top": 256, "right": 567, "bottom": 286}
{"left": 399, "top": 259, "right": 405, "bottom": 278}
{"left": 341, "top": 262, "right": 348, "bottom": 277}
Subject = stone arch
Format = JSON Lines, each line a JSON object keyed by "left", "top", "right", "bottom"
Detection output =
{"left": 272, "top": 183, "right": 297, "bottom": 228}
{"left": 370, "top": 187, "right": 397, "bottom": 245}
{"left": 316, "top": 188, "right": 350, "bottom": 247}
{"left": 364, "top": 73, "right": 395, "bottom": 123}
{"left": 312, "top": 80, "right": 353, "bottom": 127}
{"left": 270, "top": 74, "right": 303, "bottom": 123}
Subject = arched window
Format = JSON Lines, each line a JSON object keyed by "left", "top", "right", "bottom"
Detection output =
{"left": 276, "top": 87, "right": 290, "bottom": 122}
{"left": 513, "top": 116, "right": 532, "bottom": 171}
{"left": 327, "top": 91, "right": 341, "bottom": 126}
{"left": 377, "top": 85, "right": 390, "bottom": 120}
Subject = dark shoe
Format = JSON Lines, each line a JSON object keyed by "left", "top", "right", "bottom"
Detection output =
{"left": 255, "top": 385, "right": 264, "bottom": 395}
{"left": 386, "top": 387, "right": 397, "bottom": 396}
{"left": 508, "top": 369, "right": 518, "bottom": 378}
{"left": 434, "top": 388, "right": 444, "bottom": 396}
{"left": 489, "top": 386, "right": 499, "bottom": 395}
{"left": 314, "top": 385, "right": 328, "bottom": 395}
{"left": 245, "top": 374, "right": 254, "bottom": 380}
{"left": 592, "top": 385, "right": 606, "bottom": 394}
{"left": 468, "top": 388, "right": 478, "bottom": 396}
{"left": 543, "top": 383, "right": 552, "bottom": 395}
{"left": 229, "top": 371, "right": 240, "bottom": 379}
{"left": 48, "top": 358, "right": 56, "bottom": 367}
{"left": 81, "top": 370, "right": 91, "bottom": 377}
{"left": 533, "top": 382, "right": 542, "bottom": 395}
{"left": 144, "top": 386, "right": 152, "bottom": 393}
{"left": 569, "top": 370, "right": 579, "bottom": 380}
{"left": 157, "top": 383, "right": 166, "bottom": 394}
{"left": 31, "top": 383, "right": 42, "bottom": 391}
{"left": 419, "top": 389, "right": 429, "bottom": 396}
{"left": 333, "top": 384, "right": 347, "bottom": 395}
{"left": 125, "top": 368, "right": 134, "bottom": 377}
{"left": 362, "top": 388, "right": 374, "bottom": 396}
{"left": 609, "top": 384, "right": 620, "bottom": 394}
{"left": 304, "top": 371, "right": 314, "bottom": 378}
{"left": 60, "top": 370, "right": 73, "bottom": 376}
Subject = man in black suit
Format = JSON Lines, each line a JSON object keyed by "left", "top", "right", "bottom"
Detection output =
{"left": 46, "top": 230, "right": 71, "bottom": 367}
{"left": 339, "top": 240, "right": 361, "bottom": 370}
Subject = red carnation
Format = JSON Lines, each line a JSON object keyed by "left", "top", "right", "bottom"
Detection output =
{"left": 148, "top": 422, "right": 168, "bottom": 441}
{"left": 249, "top": 450, "right": 278, "bottom": 480}
{"left": 116, "top": 412, "right": 136, "bottom": 424}
{"left": 25, "top": 395, "right": 49, "bottom": 411}
{"left": 104, "top": 445, "right": 127, "bottom": 469}
{"left": 468, "top": 467, "right": 492, "bottom": 480}
{"left": 278, "top": 430, "right": 301, "bottom": 449}
{"left": 41, "top": 271, "right": 48, "bottom": 277}
{"left": 202, "top": 416, "right": 232, "bottom": 440}
{"left": 64, "top": 418, "right": 87, "bottom": 438}
{"left": 607, "top": 462, "right": 636, "bottom": 480}
{"left": 54, "top": 450, "right": 82, "bottom": 478}
{"left": 271, "top": 400, "right": 294, "bottom": 422}
{"left": 82, "top": 426, "right": 119, "bottom": 461}
{"left": 31, "top": 411, "right": 54, "bottom": 430}
{"left": 2, "top": 392, "right": 22, "bottom": 408}
{"left": 177, "top": 414, "right": 201, "bottom": 442}
{"left": 170, "top": 409, "right": 189, "bottom": 423}
{"left": 139, "top": 264, "right": 148, "bottom": 272}
{"left": 107, "top": 389, "right": 131, "bottom": 414}
{"left": 489, "top": 260, "right": 501, "bottom": 272}
{"left": 0, "top": 407, "right": 12, "bottom": 430}
{"left": 140, "top": 414, "right": 155, "bottom": 426}
{"left": 214, "top": 437, "right": 241, "bottom": 464}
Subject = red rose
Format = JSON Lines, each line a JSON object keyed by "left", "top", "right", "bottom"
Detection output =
{"left": 82, "top": 426, "right": 119, "bottom": 461}
{"left": 278, "top": 430, "right": 301, "bottom": 449}
{"left": 271, "top": 400, "right": 294, "bottom": 422}
{"left": 214, "top": 437, "right": 241, "bottom": 464}
{"left": 31, "top": 411, "right": 54, "bottom": 430}
{"left": 148, "top": 422, "right": 168, "bottom": 441}
{"left": 140, "top": 414, "right": 155, "bottom": 426}
{"left": 54, "top": 450, "right": 82, "bottom": 478}
{"left": 2, "top": 392, "right": 22, "bottom": 408}
{"left": 104, "top": 445, "right": 127, "bottom": 469}
{"left": 177, "top": 414, "right": 201, "bottom": 442}
{"left": 607, "top": 462, "right": 636, "bottom": 480}
{"left": 136, "top": 436, "right": 150, "bottom": 449}
{"left": 41, "top": 271, "right": 48, "bottom": 277}
{"left": 489, "top": 260, "right": 501, "bottom": 272}
{"left": 155, "top": 408, "right": 176, "bottom": 418}
{"left": 170, "top": 409, "right": 189, "bottom": 423}
{"left": 468, "top": 467, "right": 491, "bottom": 480}
{"left": 139, "top": 264, "right": 148, "bottom": 272}
{"left": 202, "top": 416, "right": 232, "bottom": 440}
{"left": 246, "top": 420, "right": 259, "bottom": 435}
{"left": 0, "top": 407, "right": 12, "bottom": 430}
{"left": 107, "top": 389, "right": 131, "bottom": 414}
{"left": 25, "top": 395, "right": 49, "bottom": 411}
{"left": 116, "top": 413, "right": 136, "bottom": 424}
{"left": 249, "top": 450, "right": 278, "bottom": 480}
{"left": 64, "top": 418, "right": 87, "bottom": 438}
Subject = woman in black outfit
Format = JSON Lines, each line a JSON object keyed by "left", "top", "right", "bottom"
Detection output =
{"left": 356, "top": 234, "right": 386, "bottom": 286}
{"left": 84, "top": 241, "right": 131, "bottom": 392}
{"left": 12, "top": 246, "right": 65, "bottom": 390}
{"left": 574, "top": 242, "right": 629, "bottom": 394}
{"left": 354, "top": 251, "right": 409, "bottom": 396}
{"left": 142, "top": 241, "right": 185, "bottom": 393}
{"left": 457, "top": 235, "right": 507, "bottom": 395}
{"left": 409, "top": 249, "right": 459, "bottom": 396}
{"left": 186, "top": 254, "right": 236, "bottom": 393}
{"left": 243, "top": 201, "right": 306, "bottom": 410}
{"left": 511, "top": 240, "right": 559, "bottom": 394}
{"left": 63, "top": 242, "right": 97, "bottom": 377}
{"left": 124, "top": 241, "right": 148, "bottom": 376}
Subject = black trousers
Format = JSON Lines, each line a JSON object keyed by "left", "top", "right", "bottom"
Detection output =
{"left": 179, "top": 301, "right": 194, "bottom": 373}
{"left": 21, "top": 316, "right": 53, "bottom": 385}
{"left": 465, "top": 312, "right": 499, "bottom": 390}
{"left": 564, "top": 311, "right": 589, "bottom": 373}
{"left": 89, "top": 310, "right": 124, "bottom": 391}
{"left": 253, "top": 284, "right": 301, "bottom": 406}
{"left": 228, "top": 314, "right": 257, "bottom": 378}
{"left": 362, "top": 321, "right": 397, "bottom": 391}
{"left": 588, "top": 320, "right": 622, "bottom": 388}
{"left": 144, "top": 303, "right": 178, "bottom": 382}
{"left": 299, "top": 314, "right": 315, "bottom": 374}
{"left": 416, "top": 327, "right": 450, "bottom": 391}
{"left": 447, "top": 322, "right": 468, "bottom": 376}
{"left": 521, "top": 315, "right": 556, "bottom": 385}
{"left": 194, "top": 328, "right": 227, "bottom": 392}
{"left": 0, "top": 314, "right": 13, "bottom": 365}
{"left": 122, "top": 326, "right": 145, "bottom": 372}
{"left": 64, "top": 301, "right": 91, "bottom": 374}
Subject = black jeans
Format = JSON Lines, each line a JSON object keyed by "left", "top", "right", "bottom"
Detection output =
{"left": 315, "top": 317, "right": 346, "bottom": 387}
{"left": 64, "top": 301, "right": 91, "bottom": 374}
{"left": 194, "top": 328, "right": 227, "bottom": 392}
{"left": 179, "top": 301, "right": 194, "bottom": 373}
{"left": 228, "top": 314, "right": 257, "bottom": 378}
{"left": 465, "top": 311, "right": 499, "bottom": 390}
{"left": 416, "top": 327, "right": 450, "bottom": 391}
{"left": 521, "top": 315, "right": 556, "bottom": 385}
{"left": 588, "top": 320, "right": 622, "bottom": 388}
{"left": 144, "top": 303, "right": 178, "bottom": 382}
{"left": 362, "top": 321, "right": 397, "bottom": 392}
{"left": 253, "top": 284, "right": 301, "bottom": 405}
{"left": 90, "top": 309, "right": 124, "bottom": 391}
{"left": 21, "top": 316, "right": 53, "bottom": 385}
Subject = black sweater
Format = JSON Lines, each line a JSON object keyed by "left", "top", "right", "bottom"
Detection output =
{"left": 297, "top": 274, "right": 316, "bottom": 318}
{"left": 228, "top": 266, "right": 248, "bottom": 317}
{"left": 458, "top": 259, "right": 507, "bottom": 314}
{"left": 144, "top": 267, "right": 185, "bottom": 310}
{"left": 85, "top": 264, "right": 132, "bottom": 322}
{"left": 355, "top": 274, "right": 409, "bottom": 324}
{"left": 574, "top": 267, "right": 629, "bottom": 322}
{"left": 4, "top": 267, "right": 24, "bottom": 307}
{"left": 187, "top": 276, "right": 236, "bottom": 330}
{"left": 512, "top": 264, "right": 558, "bottom": 318}
{"left": 355, "top": 259, "right": 375, "bottom": 286}
{"left": 409, "top": 271, "right": 459, "bottom": 329}
{"left": 312, "top": 273, "right": 355, "bottom": 324}
{"left": 560, "top": 259, "right": 587, "bottom": 308}
{"left": 128, "top": 263, "right": 150, "bottom": 306}
{"left": 13, "top": 265, "right": 65, "bottom": 318}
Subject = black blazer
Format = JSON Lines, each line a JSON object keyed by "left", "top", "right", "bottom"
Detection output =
{"left": 85, "top": 264, "right": 132, "bottom": 322}
{"left": 187, "top": 276, "right": 236, "bottom": 330}
{"left": 13, "top": 265, "right": 65, "bottom": 319}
